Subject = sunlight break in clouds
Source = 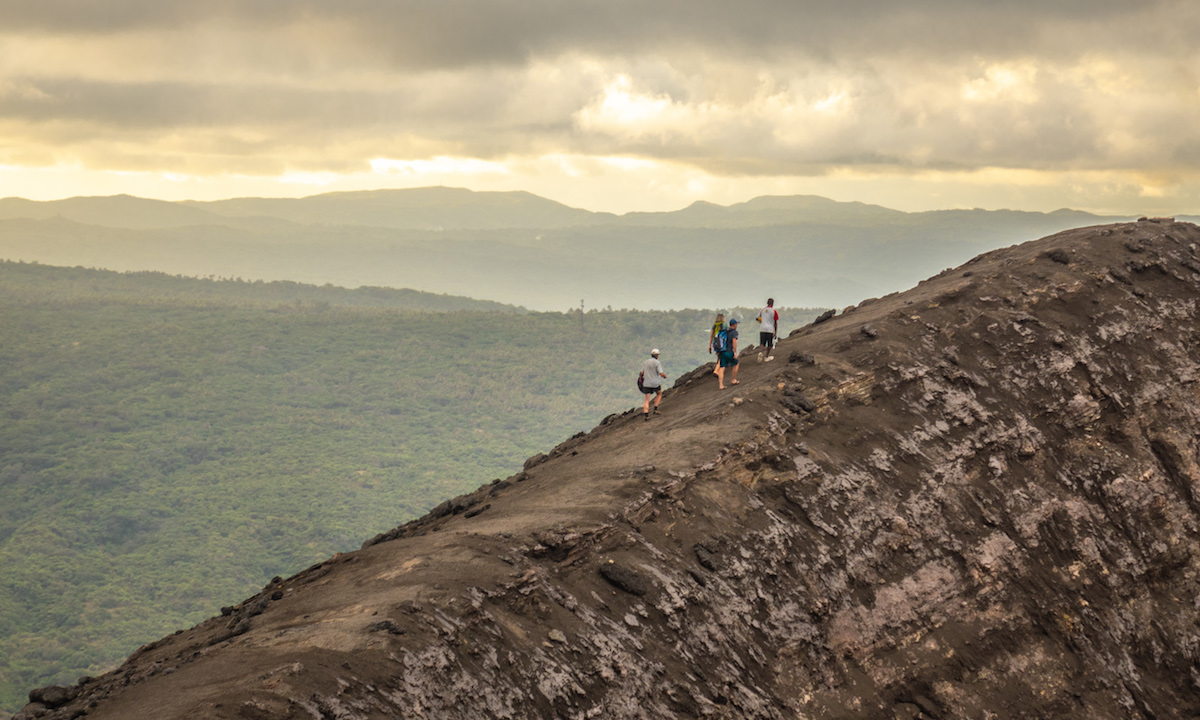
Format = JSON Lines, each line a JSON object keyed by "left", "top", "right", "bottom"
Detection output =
{"left": 961, "top": 63, "right": 1041, "bottom": 105}
{"left": 574, "top": 75, "right": 698, "bottom": 140}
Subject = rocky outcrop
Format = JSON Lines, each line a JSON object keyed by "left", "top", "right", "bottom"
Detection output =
{"left": 15, "top": 219, "right": 1200, "bottom": 719}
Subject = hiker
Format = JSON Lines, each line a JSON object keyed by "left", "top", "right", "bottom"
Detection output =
{"left": 757, "top": 298, "right": 779, "bottom": 362}
{"left": 708, "top": 313, "right": 725, "bottom": 354}
{"left": 715, "top": 318, "right": 740, "bottom": 389}
{"left": 639, "top": 349, "right": 667, "bottom": 420}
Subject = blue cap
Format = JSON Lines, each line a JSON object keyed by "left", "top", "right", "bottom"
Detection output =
{"left": 729, "top": 318, "right": 739, "bottom": 325}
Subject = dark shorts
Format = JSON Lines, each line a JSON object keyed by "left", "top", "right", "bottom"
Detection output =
{"left": 718, "top": 351, "right": 738, "bottom": 368}
{"left": 639, "top": 381, "right": 661, "bottom": 395}
{"left": 760, "top": 332, "right": 776, "bottom": 348}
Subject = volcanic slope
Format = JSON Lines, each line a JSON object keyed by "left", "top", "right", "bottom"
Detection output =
{"left": 18, "top": 219, "right": 1200, "bottom": 720}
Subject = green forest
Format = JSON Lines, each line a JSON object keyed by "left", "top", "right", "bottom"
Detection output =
{"left": 0, "top": 261, "right": 821, "bottom": 713}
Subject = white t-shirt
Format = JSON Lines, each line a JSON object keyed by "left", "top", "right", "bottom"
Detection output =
{"left": 760, "top": 307, "right": 778, "bottom": 334}
{"left": 640, "top": 357, "right": 665, "bottom": 388}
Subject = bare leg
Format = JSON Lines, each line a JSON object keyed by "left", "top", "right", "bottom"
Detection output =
{"left": 716, "top": 364, "right": 725, "bottom": 389}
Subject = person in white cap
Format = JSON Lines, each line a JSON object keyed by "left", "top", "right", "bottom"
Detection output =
{"left": 639, "top": 349, "right": 667, "bottom": 420}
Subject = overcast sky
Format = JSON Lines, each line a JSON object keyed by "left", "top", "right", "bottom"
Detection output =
{"left": 1, "top": 0, "right": 1198, "bottom": 214}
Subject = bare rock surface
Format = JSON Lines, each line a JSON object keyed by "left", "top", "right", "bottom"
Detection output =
{"left": 16, "top": 219, "right": 1200, "bottom": 719}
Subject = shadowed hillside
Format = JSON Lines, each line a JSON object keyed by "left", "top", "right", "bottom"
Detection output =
{"left": 0, "top": 188, "right": 1138, "bottom": 310}
{"left": 15, "top": 219, "right": 1200, "bottom": 719}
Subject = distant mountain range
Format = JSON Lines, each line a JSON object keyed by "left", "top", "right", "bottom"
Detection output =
{"left": 0, "top": 187, "right": 1184, "bottom": 310}
{"left": 0, "top": 188, "right": 611, "bottom": 231}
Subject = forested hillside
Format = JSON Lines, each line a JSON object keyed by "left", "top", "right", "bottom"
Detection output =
{"left": 0, "top": 261, "right": 520, "bottom": 312}
{"left": 0, "top": 262, "right": 820, "bottom": 713}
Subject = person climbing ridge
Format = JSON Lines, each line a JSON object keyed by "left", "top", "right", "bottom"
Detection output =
{"left": 757, "top": 298, "right": 779, "bottom": 362}
{"left": 639, "top": 348, "right": 667, "bottom": 420}
{"left": 714, "top": 318, "right": 739, "bottom": 389}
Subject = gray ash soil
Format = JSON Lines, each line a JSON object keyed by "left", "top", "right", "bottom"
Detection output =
{"left": 16, "top": 218, "right": 1200, "bottom": 720}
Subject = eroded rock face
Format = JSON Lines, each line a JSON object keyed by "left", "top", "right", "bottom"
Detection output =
{"left": 20, "top": 220, "right": 1200, "bottom": 720}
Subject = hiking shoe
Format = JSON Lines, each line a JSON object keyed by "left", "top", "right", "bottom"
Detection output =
{"left": 756, "top": 351, "right": 763, "bottom": 363}
{"left": 643, "top": 413, "right": 650, "bottom": 421}
{"left": 652, "top": 407, "right": 661, "bottom": 415}
{"left": 766, "top": 355, "right": 775, "bottom": 362}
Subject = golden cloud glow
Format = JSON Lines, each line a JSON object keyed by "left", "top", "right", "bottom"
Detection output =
{"left": 961, "top": 63, "right": 1040, "bottom": 104}
{"left": 371, "top": 157, "right": 510, "bottom": 176}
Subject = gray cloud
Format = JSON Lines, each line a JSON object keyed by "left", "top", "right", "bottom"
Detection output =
{"left": 2, "top": 1, "right": 1188, "bottom": 68}
{"left": 0, "top": 0, "right": 1197, "bottom": 196}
